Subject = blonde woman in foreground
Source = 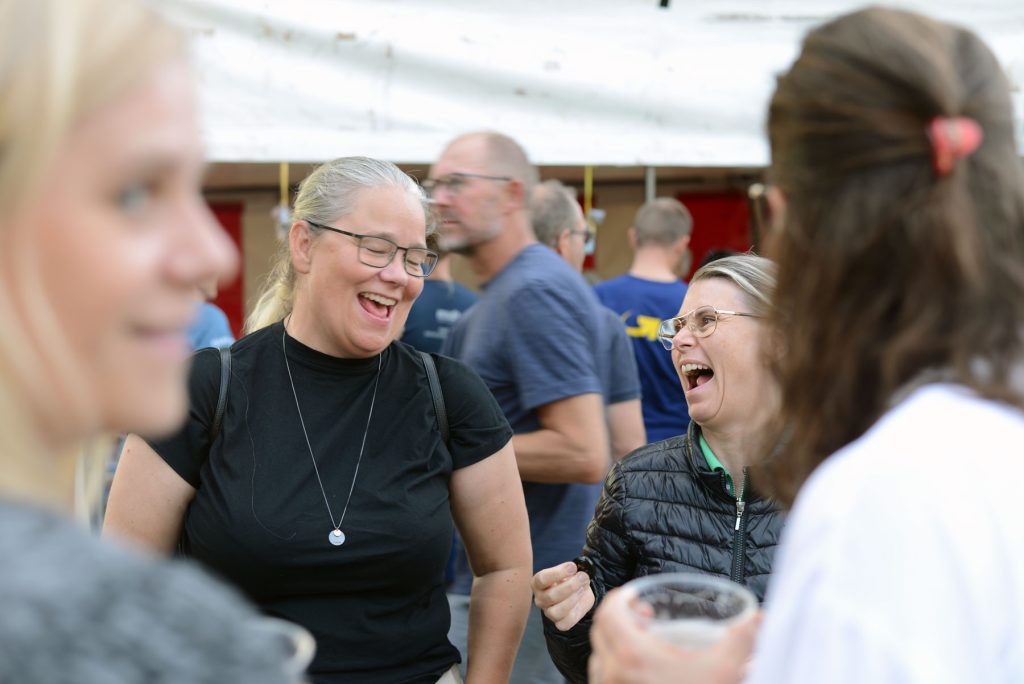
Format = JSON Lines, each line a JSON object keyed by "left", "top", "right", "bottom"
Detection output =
{"left": 0, "top": 0, "right": 298, "bottom": 681}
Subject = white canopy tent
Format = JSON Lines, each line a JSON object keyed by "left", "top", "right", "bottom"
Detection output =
{"left": 161, "top": 0, "right": 1024, "bottom": 167}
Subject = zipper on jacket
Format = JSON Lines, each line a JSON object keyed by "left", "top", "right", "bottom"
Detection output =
{"left": 729, "top": 468, "right": 749, "bottom": 584}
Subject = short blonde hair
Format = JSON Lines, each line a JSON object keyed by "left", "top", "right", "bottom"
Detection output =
{"left": 691, "top": 254, "right": 776, "bottom": 316}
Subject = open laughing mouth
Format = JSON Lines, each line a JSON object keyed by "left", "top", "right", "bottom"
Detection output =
{"left": 680, "top": 363, "right": 714, "bottom": 392}
{"left": 359, "top": 292, "right": 396, "bottom": 319}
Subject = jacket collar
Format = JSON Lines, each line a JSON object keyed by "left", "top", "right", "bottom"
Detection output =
{"left": 685, "top": 422, "right": 736, "bottom": 502}
{"left": 685, "top": 422, "right": 771, "bottom": 503}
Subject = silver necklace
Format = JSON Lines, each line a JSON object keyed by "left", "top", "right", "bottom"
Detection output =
{"left": 282, "top": 325, "right": 381, "bottom": 547}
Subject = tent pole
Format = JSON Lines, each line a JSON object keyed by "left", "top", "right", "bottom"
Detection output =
{"left": 584, "top": 165, "right": 594, "bottom": 218}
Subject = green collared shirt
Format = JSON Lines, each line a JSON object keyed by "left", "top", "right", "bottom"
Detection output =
{"left": 699, "top": 433, "right": 734, "bottom": 496}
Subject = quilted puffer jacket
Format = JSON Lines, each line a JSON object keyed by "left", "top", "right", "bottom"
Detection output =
{"left": 542, "top": 422, "right": 786, "bottom": 684}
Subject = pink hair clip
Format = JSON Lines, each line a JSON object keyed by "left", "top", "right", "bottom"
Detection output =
{"left": 928, "top": 116, "right": 983, "bottom": 177}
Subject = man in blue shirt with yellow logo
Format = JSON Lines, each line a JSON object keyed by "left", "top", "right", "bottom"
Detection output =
{"left": 595, "top": 198, "right": 693, "bottom": 443}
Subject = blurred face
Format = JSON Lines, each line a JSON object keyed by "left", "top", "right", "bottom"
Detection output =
{"left": 563, "top": 203, "right": 589, "bottom": 273}
{"left": 297, "top": 185, "right": 427, "bottom": 358}
{"left": 428, "top": 138, "right": 508, "bottom": 254}
{"left": 4, "top": 61, "right": 238, "bottom": 441}
{"left": 669, "top": 278, "right": 769, "bottom": 430}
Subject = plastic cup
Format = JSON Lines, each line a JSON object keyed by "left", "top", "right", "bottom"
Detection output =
{"left": 624, "top": 573, "right": 757, "bottom": 649}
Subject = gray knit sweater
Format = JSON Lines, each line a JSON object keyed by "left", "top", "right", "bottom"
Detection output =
{"left": 0, "top": 499, "right": 298, "bottom": 683}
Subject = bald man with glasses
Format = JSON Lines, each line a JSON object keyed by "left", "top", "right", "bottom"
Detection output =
{"left": 429, "top": 133, "right": 613, "bottom": 684}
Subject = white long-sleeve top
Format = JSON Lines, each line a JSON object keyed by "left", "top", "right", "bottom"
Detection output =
{"left": 748, "top": 383, "right": 1024, "bottom": 684}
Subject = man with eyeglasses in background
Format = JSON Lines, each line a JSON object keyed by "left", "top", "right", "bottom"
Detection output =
{"left": 530, "top": 179, "right": 646, "bottom": 461}
{"left": 594, "top": 198, "right": 694, "bottom": 444}
{"left": 427, "top": 132, "right": 612, "bottom": 684}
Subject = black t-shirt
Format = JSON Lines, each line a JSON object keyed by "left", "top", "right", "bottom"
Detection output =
{"left": 149, "top": 322, "right": 512, "bottom": 684}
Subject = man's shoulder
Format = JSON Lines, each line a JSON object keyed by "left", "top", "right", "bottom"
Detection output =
{"left": 595, "top": 275, "right": 687, "bottom": 316}
{"left": 600, "top": 305, "right": 627, "bottom": 327}
{"left": 492, "top": 248, "right": 598, "bottom": 305}
{"left": 194, "top": 302, "right": 228, "bottom": 323}
{"left": 502, "top": 244, "right": 579, "bottom": 283}
{"left": 596, "top": 274, "right": 686, "bottom": 294}
{"left": 420, "top": 279, "right": 476, "bottom": 302}
{"left": 594, "top": 274, "right": 633, "bottom": 293}
{"left": 594, "top": 275, "right": 640, "bottom": 307}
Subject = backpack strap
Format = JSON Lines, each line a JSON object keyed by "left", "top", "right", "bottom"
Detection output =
{"left": 180, "top": 346, "right": 230, "bottom": 558}
{"left": 211, "top": 346, "right": 231, "bottom": 441}
{"left": 418, "top": 351, "right": 449, "bottom": 446}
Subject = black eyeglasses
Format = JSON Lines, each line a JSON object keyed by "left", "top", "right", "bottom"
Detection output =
{"left": 569, "top": 227, "right": 595, "bottom": 244}
{"left": 306, "top": 220, "right": 439, "bottom": 278}
{"left": 421, "top": 172, "right": 511, "bottom": 197}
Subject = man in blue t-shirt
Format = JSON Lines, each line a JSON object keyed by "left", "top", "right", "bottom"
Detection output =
{"left": 595, "top": 198, "right": 693, "bottom": 443}
{"left": 530, "top": 178, "right": 645, "bottom": 460}
{"left": 401, "top": 252, "right": 477, "bottom": 354}
{"left": 431, "top": 132, "right": 611, "bottom": 684}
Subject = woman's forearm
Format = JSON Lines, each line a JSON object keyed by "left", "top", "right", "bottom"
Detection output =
{"left": 465, "top": 566, "right": 531, "bottom": 683}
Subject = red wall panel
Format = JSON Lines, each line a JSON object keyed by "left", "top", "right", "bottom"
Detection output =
{"left": 208, "top": 202, "right": 244, "bottom": 338}
{"left": 675, "top": 191, "right": 752, "bottom": 281}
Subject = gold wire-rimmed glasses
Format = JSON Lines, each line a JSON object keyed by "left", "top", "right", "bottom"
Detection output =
{"left": 657, "top": 306, "right": 761, "bottom": 349}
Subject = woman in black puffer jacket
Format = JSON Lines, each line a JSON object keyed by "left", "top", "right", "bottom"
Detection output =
{"left": 532, "top": 254, "right": 786, "bottom": 684}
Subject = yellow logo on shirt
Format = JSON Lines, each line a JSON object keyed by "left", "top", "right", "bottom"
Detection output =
{"left": 626, "top": 315, "right": 662, "bottom": 341}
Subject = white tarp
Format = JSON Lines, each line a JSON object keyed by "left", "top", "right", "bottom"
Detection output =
{"left": 160, "top": 0, "right": 1024, "bottom": 166}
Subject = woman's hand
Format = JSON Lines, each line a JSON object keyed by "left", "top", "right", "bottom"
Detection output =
{"left": 531, "top": 561, "right": 596, "bottom": 631}
{"left": 587, "top": 585, "right": 759, "bottom": 684}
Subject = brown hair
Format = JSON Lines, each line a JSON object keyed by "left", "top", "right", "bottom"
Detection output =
{"left": 761, "top": 7, "right": 1024, "bottom": 507}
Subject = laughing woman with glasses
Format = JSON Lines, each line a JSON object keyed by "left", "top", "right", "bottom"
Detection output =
{"left": 534, "top": 254, "right": 786, "bottom": 683}
{"left": 105, "top": 156, "right": 532, "bottom": 684}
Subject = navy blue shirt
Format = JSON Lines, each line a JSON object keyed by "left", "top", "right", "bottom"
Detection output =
{"left": 402, "top": 280, "right": 477, "bottom": 354}
{"left": 594, "top": 274, "right": 690, "bottom": 442}
{"left": 443, "top": 244, "right": 608, "bottom": 590}
{"left": 599, "top": 307, "right": 641, "bottom": 405}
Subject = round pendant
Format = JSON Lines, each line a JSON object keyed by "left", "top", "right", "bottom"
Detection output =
{"left": 328, "top": 529, "right": 346, "bottom": 546}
